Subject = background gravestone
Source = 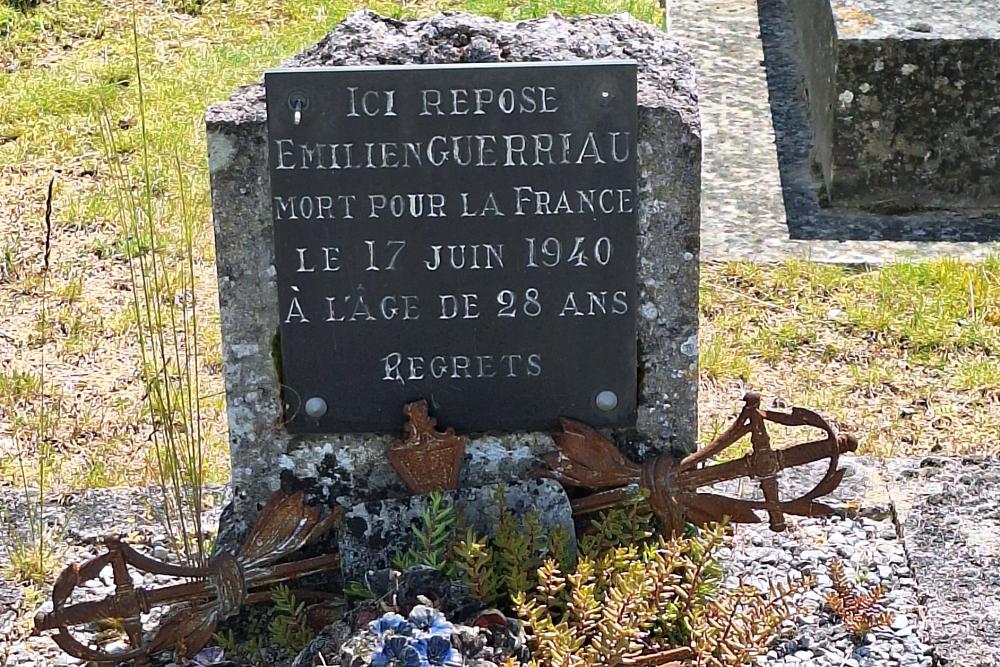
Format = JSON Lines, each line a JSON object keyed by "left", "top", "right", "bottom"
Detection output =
{"left": 792, "top": 0, "right": 1000, "bottom": 211}
{"left": 205, "top": 11, "right": 700, "bottom": 541}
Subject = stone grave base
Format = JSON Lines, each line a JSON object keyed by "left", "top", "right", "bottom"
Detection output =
{"left": 791, "top": 0, "right": 1000, "bottom": 212}
{"left": 9, "top": 457, "right": 1000, "bottom": 665}
{"left": 206, "top": 10, "right": 701, "bottom": 548}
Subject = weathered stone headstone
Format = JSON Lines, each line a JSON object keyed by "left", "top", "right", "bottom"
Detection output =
{"left": 792, "top": 0, "right": 1000, "bottom": 211}
{"left": 206, "top": 11, "right": 700, "bottom": 545}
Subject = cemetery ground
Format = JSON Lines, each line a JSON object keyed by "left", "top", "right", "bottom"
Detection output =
{"left": 0, "top": 1, "right": 998, "bottom": 666}
{"left": 2, "top": 0, "right": 999, "bottom": 489}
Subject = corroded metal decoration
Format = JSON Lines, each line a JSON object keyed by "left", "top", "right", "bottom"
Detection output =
{"left": 34, "top": 491, "right": 341, "bottom": 666}
{"left": 388, "top": 400, "right": 468, "bottom": 493}
{"left": 544, "top": 393, "right": 859, "bottom": 535}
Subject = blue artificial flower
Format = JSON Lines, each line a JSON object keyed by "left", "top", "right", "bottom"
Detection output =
{"left": 372, "top": 635, "right": 412, "bottom": 667}
{"left": 191, "top": 646, "right": 225, "bottom": 666}
{"left": 408, "top": 605, "right": 455, "bottom": 637}
{"left": 425, "top": 635, "right": 463, "bottom": 667}
{"left": 370, "top": 612, "right": 406, "bottom": 636}
{"left": 401, "top": 643, "right": 428, "bottom": 667}
{"left": 371, "top": 608, "right": 459, "bottom": 666}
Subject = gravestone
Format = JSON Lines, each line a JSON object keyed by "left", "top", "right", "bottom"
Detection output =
{"left": 206, "top": 10, "right": 700, "bottom": 546}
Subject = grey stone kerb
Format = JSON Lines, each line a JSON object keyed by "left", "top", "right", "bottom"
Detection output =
{"left": 205, "top": 10, "right": 700, "bottom": 535}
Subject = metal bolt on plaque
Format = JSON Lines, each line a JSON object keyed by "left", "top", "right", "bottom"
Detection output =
{"left": 288, "top": 93, "right": 308, "bottom": 126}
{"left": 595, "top": 390, "right": 619, "bottom": 412}
{"left": 304, "top": 396, "right": 328, "bottom": 418}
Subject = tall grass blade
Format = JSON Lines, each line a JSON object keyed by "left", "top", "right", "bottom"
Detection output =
{"left": 95, "top": 6, "right": 208, "bottom": 566}
{"left": 3, "top": 176, "right": 63, "bottom": 585}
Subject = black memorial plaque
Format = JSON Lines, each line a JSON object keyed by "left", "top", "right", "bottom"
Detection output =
{"left": 265, "top": 61, "right": 638, "bottom": 433}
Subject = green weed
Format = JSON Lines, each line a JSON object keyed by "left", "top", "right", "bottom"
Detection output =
{"left": 0, "top": 230, "right": 21, "bottom": 283}
{"left": 2, "top": 177, "right": 63, "bottom": 586}
{"left": 701, "top": 330, "right": 752, "bottom": 382}
{"left": 97, "top": 11, "right": 211, "bottom": 565}
{"left": 269, "top": 584, "right": 314, "bottom": 655}
{"left": 953, "top": 356, "right": 1000, "bottom": 393}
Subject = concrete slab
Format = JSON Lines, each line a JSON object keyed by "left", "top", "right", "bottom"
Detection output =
{"left": 793, "top": 0, "right": 1000, "bottom": 211}
{"left": 670, "top": 0, "right": 1000, "bottom": 263}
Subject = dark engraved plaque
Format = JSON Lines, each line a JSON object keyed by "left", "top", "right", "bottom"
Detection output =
{"left": 265, "top": 61, "right": 638, "bottom": 433}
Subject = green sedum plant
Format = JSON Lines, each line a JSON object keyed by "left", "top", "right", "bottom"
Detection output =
{"left": 689, "top": 574, "right": 807, "bottom": 667}
{"left": 393, "top": 491, "right": 458, "bottom": 575}
{"left": 515, "top": 522, "right": 808, "bottom": 667}
{"left": 825, "top": 558, "right": 893, "bottom": 641}
{"left": 514, "top": 524, "right": 724, "bottom": 666}
{"left": 361, "top": 490, "right": 803, "bottom": 666}
{"left": 450, "top": 489, "right": 573, "bottom": 608}
{"left": 390, "top": 488, "right": 573, "bottom": 608}
{"left": 269, "top": 584, "right": 314, "bottom": 656}
{"left": 577, "top": 500, "right": 657, "bottom": 558}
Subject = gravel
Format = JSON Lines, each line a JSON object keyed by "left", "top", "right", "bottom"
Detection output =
{"left": 726, "top": 515, "right": 931, "bottom": 667}
{"left": 0, "top": 486, "right": 226, "bottom": 667}
{"left": 2, "top": 457, "right": 939, "bottom": 667}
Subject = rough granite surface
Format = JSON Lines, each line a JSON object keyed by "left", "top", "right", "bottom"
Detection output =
{"left": 792, "top": 0, "right": 1000, "bottom": 210}
{"left": 337, "top": 479, "right": 574, "bottom": 583}
{"left": 205, "top": 11, "right": 701, "bottom": 544}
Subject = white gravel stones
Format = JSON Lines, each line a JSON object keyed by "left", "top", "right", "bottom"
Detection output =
{"left": 728, "top": 515, "right": 931, "bottom": 667}
{"left": 0, "top": 486, "right": 225, "bottom": 667}
{"left": 892, "top": 456, "right": 1000, "bottom": 666}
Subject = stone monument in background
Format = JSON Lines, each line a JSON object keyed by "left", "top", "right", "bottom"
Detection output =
{"left": 792, "top": 0, "right": 1000, "bottom": 212}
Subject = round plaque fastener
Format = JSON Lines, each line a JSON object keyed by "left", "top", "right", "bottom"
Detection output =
{"left": 288, "top": 93, "right": 309, "bottom": 126}
{"left": 304, "top": 396, "right": 328, "bottom": 418}
{"left": 595, "top": 390, "right": 619, "bottom": 412}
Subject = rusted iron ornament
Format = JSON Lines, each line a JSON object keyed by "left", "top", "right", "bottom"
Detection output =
{"left": 35, "top": 394, "right": 855, "bottom": 665}
{"left": 34, "top": 491, "right": 341, "bottom": 666}
{"left": 544, "top": 392, "right": 859, "bottom": 535}
{"left": 388, "top": 399, "right": 468, "bottom": 493}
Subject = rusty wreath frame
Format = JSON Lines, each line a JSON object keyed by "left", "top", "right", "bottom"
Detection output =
{"left": 545, "top": 392, "right": 858, "bottom": 534}
{"left": 34, "top": 491, "right": 340, "bottom": 666}
{"left": 34, "top": 394, "right": 857, "bottom": 665}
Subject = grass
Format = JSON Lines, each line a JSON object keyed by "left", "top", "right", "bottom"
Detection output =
{"left": 0, "top": 0, "right": 997, "bottom": 507}
{"left": 700, "top": 259, "right": 1000, "bottom": 456}
{"left": 95, "top": 9, "right": 215, "bottom": 565}
{"left": 2, "top": 177, "right": 64, "bottom": 586}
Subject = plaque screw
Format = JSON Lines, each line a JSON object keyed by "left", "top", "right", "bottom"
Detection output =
{"left": 288, "top": 94, "right": 307, "bottom": 126}
{"left": 595, "top": 390, "right": 619, "bottom": 412}
{"left": 304, "top": 396, "right": 327, "bottom": 419}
